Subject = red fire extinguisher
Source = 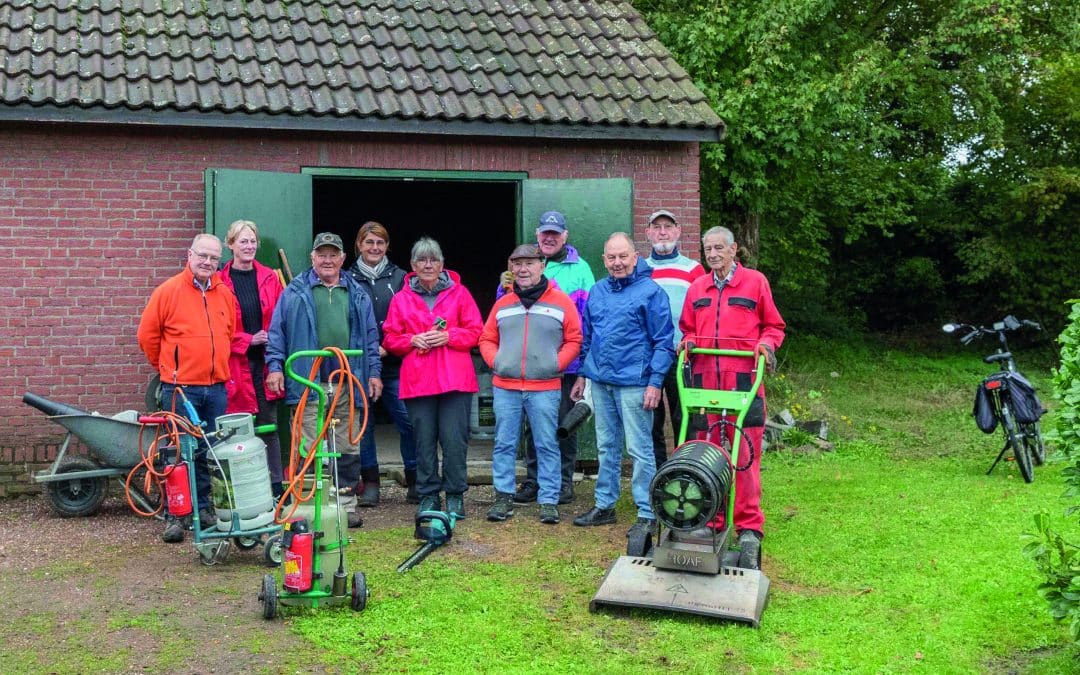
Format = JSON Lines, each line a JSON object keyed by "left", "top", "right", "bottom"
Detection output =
{"left": 163, "top": 462, "right": 193, "bottom": 517}
{"left": 283, "top": 519, "right": 313, "bottom": 593}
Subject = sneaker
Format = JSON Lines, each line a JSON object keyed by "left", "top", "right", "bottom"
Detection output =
{"left": 513, "top": 481, "right": 538, "bottom": 504}
{"left": 626, "top": 517, "right": 656, "bottom": 539}
{"left": 486, "top": 492, "right": 515, "bottom": 522}
{"left": 417, "top": 494, "right": 442, "bottom": 514}
{"left": 161, "top": 515, "right": 184, "bottom": 543}
{"left": 347, "top": 511, "right": 364, "bottom": 529}
{"left": 558, "top": 484, "right": 574, "bottom": 505}
{"left": 737, "top": 529, "right": 762, "bottom": 570}
{"left": 572, "top": 506, "right": 616, "bottom": 527}
{"left": 446, "top": 494, "right": 466, "bottom": 520}
{"left": 539, "top": 503, "right": 560, "bottom": 525}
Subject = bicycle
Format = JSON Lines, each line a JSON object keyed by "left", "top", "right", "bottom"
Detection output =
{"left": 944, "top": 315, "right": 1047, "bottom": 483}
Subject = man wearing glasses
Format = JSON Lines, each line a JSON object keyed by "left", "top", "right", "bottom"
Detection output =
{"left": 138, "top": 233, "right": 235, "bottom": 543}
{"left": 643, "top": 210, "right": 704, "bottom": 469}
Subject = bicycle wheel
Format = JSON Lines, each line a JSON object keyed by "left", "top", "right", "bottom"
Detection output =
{"left": 1023, "top": 421, "right": 1047, "bottom": 466}
{"left": 1002, "top": 406, "right": 1033, "bottom": 483}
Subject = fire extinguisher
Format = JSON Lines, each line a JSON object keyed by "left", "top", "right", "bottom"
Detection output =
{"left": 163, "top": 462, "right": 193, "bottom": 517}
{"left": 283, "top": 519, "right": 313, "bottom": 593}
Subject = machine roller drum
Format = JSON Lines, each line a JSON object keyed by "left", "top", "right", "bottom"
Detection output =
{"left": 650, "top": 440, "right": 732, "bottom": 531}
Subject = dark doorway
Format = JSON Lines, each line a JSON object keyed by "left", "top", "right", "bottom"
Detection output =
{"left": 313, "top": 177, "right": 517, "bottom": 316}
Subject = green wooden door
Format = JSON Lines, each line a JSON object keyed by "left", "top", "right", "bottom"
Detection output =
{"left": 520, "top": 178, "right": 634, "bottom": 462}
{"left": 204, "top": 169, "right": 313, "bottom": 279}
{"left": 520, "top": 178, "right": 634, "bottom": 272}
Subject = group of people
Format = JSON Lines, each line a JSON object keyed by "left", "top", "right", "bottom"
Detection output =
{"left": 136, "top": 209, "right": 784, "bottom": 569}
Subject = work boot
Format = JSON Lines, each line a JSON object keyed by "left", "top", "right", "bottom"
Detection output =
{"left": 417, "top": 494, "right": 442, "bottom": 515}
{"left": 513, "top": 480, "right": 538, "bottom": 504}
{"left": 347, "top": 510, "right": 364, "bottom": 529}
{"left": 446, "top": 494, "right": 466, "bottom": 520}
{"left": 626, "top": 517, "right": 656, "bottom": 539}
{"left": 539, "top": 503, "right": 560, "bottom": 525}
{"left": 161, "top": 515, "right": 184, "bottom": 543}
{"left": 558, "top": 483, "right": 574, "bottom": 505}
{"left": 405, "top": 469, "right": 419, "bottom": 504}
{"left": 486, "top": 492, "right": 515, "bottom": 522}
{"left": 358, "top": 467, "right": 380, "bottom": 507}
{"left": 197, "top": 508, "right": 217, "bottom": 532}
{"left": 573, "top": 506, "right": 616, "bottom": 527}
{"left": 737, "top": 529, "right": 763, "bottom": 570}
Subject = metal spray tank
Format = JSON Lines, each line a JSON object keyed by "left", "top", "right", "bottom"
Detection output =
{"left": 210, "top": 413, "right": 275, "bottom": 532}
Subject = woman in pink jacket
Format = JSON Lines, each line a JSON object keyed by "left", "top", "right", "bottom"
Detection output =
{"left": 382, "top": 237, "right": 482, "bottom": 519}
{"left": 220, "top": 220, "right": 286, "bottom": 499}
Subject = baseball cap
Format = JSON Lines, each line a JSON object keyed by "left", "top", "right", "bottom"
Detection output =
{"left": 312, "top": 232, "right": 344, "bottom": 251}
{"left": 508, "top": 244, "right": 541, "bottom": 260}
{"left": 537, "top": 211, "right": 567, "bottom": 233}
{"left": 648, "top": 210, "right": 678, "bottom": 226}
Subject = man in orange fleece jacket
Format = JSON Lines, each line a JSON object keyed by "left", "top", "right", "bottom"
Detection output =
{"left": 138, "top": 233, "right": 235, "bottom": 543}
{"left": 479, "top": 244, "right": 581, "bottom": 525}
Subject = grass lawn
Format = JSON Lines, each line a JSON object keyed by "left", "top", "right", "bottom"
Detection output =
{"left": 287, "top": 335, "right": 1080, "bottom": 673}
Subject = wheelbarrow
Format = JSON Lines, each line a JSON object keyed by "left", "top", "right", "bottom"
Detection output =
{"left": 23, "top": 392, "right": 163, "bottom": 517}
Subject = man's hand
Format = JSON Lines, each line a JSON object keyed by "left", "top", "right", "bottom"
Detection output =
{"left": 570, "top": 376, "right": 587, "bottom": 402}
{"left": 378, "top": 345, "right": 387, "bottom": 358}
{"left": 266, "top": 371, "right": 285, "bottom": 395}
{"left": 368, "top": 377, "right": 383, "bottom": 401}
{"left": 676, "top": 339, "right": 695, "bottom": 354}
{"left": 500, "top": 270, "right": 515, "bottom": 290}
{"left": 643, "top": 385, "right": 662, "bottom": 410}
{"left": 249, "top": 329, "right": 269, "bottom": 346}
{"left": 755, "top": 343, "right": 777, "bottom": 374}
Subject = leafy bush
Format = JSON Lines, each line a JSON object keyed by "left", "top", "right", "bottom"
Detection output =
{"left": 1026, "top": 299, "right": 1080, "bottom": 639}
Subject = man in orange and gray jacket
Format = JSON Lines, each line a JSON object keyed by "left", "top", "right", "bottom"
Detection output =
{"left": 137, "top": 233, "right": 235, "bottom": 543}
{"left": 479, "top": 244, "right": 582, "bottom": 525}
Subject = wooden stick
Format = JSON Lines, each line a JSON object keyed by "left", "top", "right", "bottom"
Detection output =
{"left": 278, "top": 248, "right": 294, "bottom": 282}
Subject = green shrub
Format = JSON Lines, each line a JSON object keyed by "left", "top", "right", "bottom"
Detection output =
{"left": 1026, "top": 299, "right": 1080, "bottom": 640}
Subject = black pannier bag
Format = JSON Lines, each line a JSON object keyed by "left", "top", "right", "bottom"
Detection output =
{"left": 973, "top": 385, "right": 998, "bottom": 434}
{"left": 1006, "top": 372, "right": 1047, "bottom": 424}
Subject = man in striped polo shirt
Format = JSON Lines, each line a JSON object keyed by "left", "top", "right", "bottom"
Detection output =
{"left": 644, "top": 210, "right": 705, "bottom": 468}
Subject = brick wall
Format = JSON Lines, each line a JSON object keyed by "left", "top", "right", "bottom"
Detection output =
{"left": 0, "top": 123, "right": 701, "bottom": 481}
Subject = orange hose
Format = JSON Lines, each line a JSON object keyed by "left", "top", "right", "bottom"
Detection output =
{"left": 274, "top": 346, "right": 370, "bottom": 524}
{"left": 124, "top": 408, "right": 206, "bottom": 518}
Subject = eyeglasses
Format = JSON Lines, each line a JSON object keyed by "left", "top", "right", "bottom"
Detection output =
{"left": 190, "top": 250, "right": 222, "bottom": 263}
{"left": 414, "top": 257, "right": 441, "bottom": 265}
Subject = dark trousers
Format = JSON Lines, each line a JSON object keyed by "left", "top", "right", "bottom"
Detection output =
{"left": 651, "top": 363, "right": 683, "bottom": 466}
{"left": 160, "top": 382, "right": 227, "bottom": 510}
{"left": 249, "top": 357, "right": 283, "bottom": 484}
{"left": 406, "top": 391, "right": 472, "bottom": 497}
{"left": 523, "top": 374, "right": 577, "bottom": 491}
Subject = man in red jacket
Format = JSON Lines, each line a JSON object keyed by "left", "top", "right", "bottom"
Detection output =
{"left": 138, "top": 233, "right": 235, "bottom": 543}
{"left": 678, "top": 226, "right": 784, "bottom": 570}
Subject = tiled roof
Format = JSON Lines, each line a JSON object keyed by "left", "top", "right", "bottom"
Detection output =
{"left": 0, "top": 0, "right": 723, "bottom": 140}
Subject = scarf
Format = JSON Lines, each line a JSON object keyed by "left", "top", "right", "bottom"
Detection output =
{"left": 514, "top": 276, "right": 549, "bottom": 309}
{"left": 353, "top": 257, "right": 388, "bottom": 281}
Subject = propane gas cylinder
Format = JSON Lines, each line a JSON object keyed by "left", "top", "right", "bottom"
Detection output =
{"left": 210, "top": 413, "right": 274, "bottom": 532}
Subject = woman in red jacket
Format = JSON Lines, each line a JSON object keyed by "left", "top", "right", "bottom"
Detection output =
{"left": 220, "top": 220, "right": 286, "bottom": 498}
{"left": 382, "top": 237, "right": 482, "bottom": 520}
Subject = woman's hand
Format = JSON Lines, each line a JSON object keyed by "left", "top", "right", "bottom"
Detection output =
{"left": 249, "top": 329, "right": 269, "bottom": 346}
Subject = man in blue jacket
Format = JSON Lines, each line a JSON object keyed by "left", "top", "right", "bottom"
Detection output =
{"left": 266, "top": 232, "right": 382, "bottom": 528}
{"left": 570, "top": 232, "right": 674, "bottom": 539}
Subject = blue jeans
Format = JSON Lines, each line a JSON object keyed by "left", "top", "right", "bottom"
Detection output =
{"left": 160, "top": 383, "right": 227, "bottom": 510}
{"left": 358, "top": 377, "right": 417, "bottom": 471}
{"left": 492, "top": 387, "right": 561, "bottom": 504}
{"left": 591, "top": 382, "right": 656, "bottom": 520}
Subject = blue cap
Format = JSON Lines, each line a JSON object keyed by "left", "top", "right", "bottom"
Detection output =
{"left": 538, "top": 210, "right": 567, "bottom": 233}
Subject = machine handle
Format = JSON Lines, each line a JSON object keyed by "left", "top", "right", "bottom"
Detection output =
{"left": 138, "top": 415, "right": 170, "bottom": 425}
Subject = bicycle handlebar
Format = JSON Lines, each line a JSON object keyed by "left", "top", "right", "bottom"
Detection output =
{"left": 944, "top": 315, "right": 1041, "bottom": 344}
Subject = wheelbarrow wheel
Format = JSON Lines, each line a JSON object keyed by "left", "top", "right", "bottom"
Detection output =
{"left": 47, "top": 456, "right": 108, "bottom": 518}
{"left": 259, "top": 573, "right": 278, "bottom": 619}
{"left": 351, "top": 571, "right": 368, "bottom": 612}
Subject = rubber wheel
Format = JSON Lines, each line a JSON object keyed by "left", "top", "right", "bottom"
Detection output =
{"left": 263, "top": 534, "right": 284, "bottom": 567}
{"left": 145, "top": 374, "right": 162, "bottom": 412}
{"left": 234, "top": 535, "right": 261, "bottom": 551}
{"left": 627, "top": 528, "right": 653, "bottom": 558}
{"left": 260, "top": 573, "right": 278, "bottom": 619}
{"left": 46, "top": 456, "right": 109, "bottom": 517}
{"left": 351, "top": 571, "right": 368, "bottom": 612}
{"left": 1003, "top": 408, "right": 1033, "bottom": 483}
{"left": 1024, "top": 422, "right": 1046, "bottom": 466}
